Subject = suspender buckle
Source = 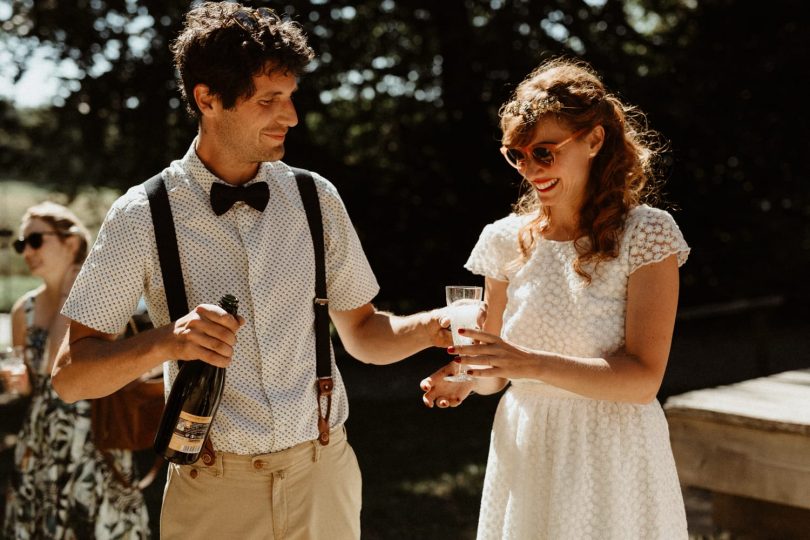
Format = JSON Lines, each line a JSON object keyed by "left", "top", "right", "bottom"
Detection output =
{"left": 314, "top": 297, "right": 329, "bottom": 306}
{"left": 316, "top": 377, "right": 333, "bottom": 446}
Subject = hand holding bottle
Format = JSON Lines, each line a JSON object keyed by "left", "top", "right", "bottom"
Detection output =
{"left": 167, "top": 303, "right": 244, "bottom": 368}
{"left": 155, "top": 295, "right": 240, "bottom": 464}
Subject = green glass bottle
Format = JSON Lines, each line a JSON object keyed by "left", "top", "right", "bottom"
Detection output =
{"left": 154, "top": 294, "right": 238, "bottom": 464}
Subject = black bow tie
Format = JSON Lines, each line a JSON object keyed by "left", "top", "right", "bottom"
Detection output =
{"left": 210, "top": 181, "right": 270, "bottom": 216}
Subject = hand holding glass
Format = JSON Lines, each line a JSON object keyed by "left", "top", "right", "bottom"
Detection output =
{"left": 0, "top": 346, "right": 28, "bottom": 396}
{"left": 444, "top": 286, "right": 483, "bottom": 383}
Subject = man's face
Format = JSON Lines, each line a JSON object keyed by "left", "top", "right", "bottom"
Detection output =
{"left": 211, "top": 68, "right": 299, "bottom": 164}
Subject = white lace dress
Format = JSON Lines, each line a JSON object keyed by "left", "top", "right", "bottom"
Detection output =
{"left": 465, "top": 205, "right": 690, "bottom": 540}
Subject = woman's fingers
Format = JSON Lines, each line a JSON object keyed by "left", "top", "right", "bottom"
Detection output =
{"left": 420, "top": 365, "right": 472, "bottom": 408}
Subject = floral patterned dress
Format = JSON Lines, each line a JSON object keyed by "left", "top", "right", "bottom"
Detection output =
{"left": 3, "top": 295, "right": 150, "bottom": 539}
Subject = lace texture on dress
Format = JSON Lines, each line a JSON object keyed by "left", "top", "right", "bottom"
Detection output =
{"left": 625, "top": 205, "right": 690, "bottom": 273}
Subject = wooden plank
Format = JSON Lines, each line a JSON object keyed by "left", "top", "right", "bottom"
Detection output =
{"left": 713, "top": 493, "right": 810, "bottom": 540}
{"left": 664, "top": 369, "right": 810, "bottom": 435}
{"left": 667, "top": 416, "right": 810, "bottom": 509}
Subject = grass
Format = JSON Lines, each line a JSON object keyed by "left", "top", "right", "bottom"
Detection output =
{"left": 347, "top": 396, "right": 497, "bottom": 539}
{"left": 0, "top": 275, "right": 42, "bottom": 315}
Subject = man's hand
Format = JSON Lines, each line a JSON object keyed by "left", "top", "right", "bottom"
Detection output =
{"left": 426, "top": 301, "right": 488, "bottom": 349}
{"left": 169, "top": 304, "right": 245, "bottom": 367}
{"left": 425, "top": 309, "right": 453, "bottom": 348}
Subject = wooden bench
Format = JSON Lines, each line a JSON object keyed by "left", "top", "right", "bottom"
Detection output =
{"left": 664, "top": 369, "right": 810, "bottom": 539}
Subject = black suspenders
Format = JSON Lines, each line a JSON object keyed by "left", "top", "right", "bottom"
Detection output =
{"left": 144, "top": 168, "right": 334, "bottom": 446}
{"left": 290, "top": 168, "right": 334, "bottom": 445}
{"left": 144, "top": 174, "right": 189, "bottom": 321}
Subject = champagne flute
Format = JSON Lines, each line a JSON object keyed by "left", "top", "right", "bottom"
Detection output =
{"left": 444, "top": 285, "right": 483, "bottom": 383}
{"left": 0, "top": 346, "right": 27, "bottom": 397}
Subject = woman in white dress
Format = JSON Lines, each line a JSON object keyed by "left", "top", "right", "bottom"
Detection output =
{"left": 421, "top": 58, "right": 690, "bottom": 539}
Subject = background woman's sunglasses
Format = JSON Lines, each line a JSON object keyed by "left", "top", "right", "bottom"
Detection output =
{"left": 500, "top": 128, "right": 587, "bottom": 169}
{"left": 12, "top": 232, "right": 62, "bottom": 254}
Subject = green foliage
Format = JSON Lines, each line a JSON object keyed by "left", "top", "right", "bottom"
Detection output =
{"left": 0, "top": 275, "right": 40, "bottom": 313}
{"left": 1, "top": 0, "right": 808, "bottom": 311}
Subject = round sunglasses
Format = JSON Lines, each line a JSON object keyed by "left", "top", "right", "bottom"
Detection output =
{"left": 12, "top": 232, "right": 64, "bottom": 254}
{"left": 500, "top": 128, "right": 588, "bottom": 169}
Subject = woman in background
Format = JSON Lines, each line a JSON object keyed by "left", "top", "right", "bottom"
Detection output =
{"left": 422, "top": 58, "right": 690, "bottom": 538}
{"left": 2, "top": 201, "right": 149, "bottom": 539}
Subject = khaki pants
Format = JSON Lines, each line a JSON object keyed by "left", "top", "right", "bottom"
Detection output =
{"left": 160, "top": 427, "right": 361, "bottom": 540}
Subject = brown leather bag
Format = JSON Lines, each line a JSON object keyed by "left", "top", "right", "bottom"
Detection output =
{"left": 91, "top": 374, "right": 165, "bottom": 451}
{"left": 90, "top": 313, "right": 166, "bottom": 489}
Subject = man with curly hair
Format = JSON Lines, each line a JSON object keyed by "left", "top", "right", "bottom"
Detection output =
{"left": 52, "top": 3, "right": 450, "bottom": 538}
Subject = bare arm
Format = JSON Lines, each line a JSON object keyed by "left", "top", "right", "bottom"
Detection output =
{"left": 47, "top": 264, "right": 81, "bottom": 366}
{"left": 10, "top": 294, "right": 28, "bottom": 349}
{"left": 329, "top": 303, "right": 451, "bottom": 365}
{"left": 51, "top": 304, "right": 242, "bottom": 403}
{"left": 458, "top": 254, "right": 680, "bottom": 404}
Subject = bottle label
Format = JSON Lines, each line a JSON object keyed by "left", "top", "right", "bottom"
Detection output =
{"left": 168, "top": 411, "right": 212, "bottom": 454}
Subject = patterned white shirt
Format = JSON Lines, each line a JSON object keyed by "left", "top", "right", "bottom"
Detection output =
{"left": 63, "top": 140, "right": 380, "bottom": 454}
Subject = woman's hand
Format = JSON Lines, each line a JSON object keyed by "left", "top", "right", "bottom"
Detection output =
{"left": 420, "top": 361, "right": 476, "bottom": 408}
{"left": 0, "top": 364, "right": 32, "bottom": 396}
{"left": 452, "top": 328, "right": 541, "bottom": 380}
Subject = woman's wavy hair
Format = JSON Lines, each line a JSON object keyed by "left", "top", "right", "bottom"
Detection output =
{"left": 171, "top": 2, "right": 315, "bottom": 119}
{"left": 500, "top": 57, "right": 665, "bottom": 283}
{"left": 22, "top": 202, "right": 92, "bottom": 264}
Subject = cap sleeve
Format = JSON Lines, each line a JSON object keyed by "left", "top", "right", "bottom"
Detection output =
{"left": 464, "top": 214, "right": 525, "bottom": 281}
{"left": 626, "top": 206, "right": 690, "bottom": 274}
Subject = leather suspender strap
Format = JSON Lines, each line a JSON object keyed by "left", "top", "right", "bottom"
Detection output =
{"left": 144, "top": 174, "right": 190, "bottom": 321}
{"left": 145, "top": 174, "right": 217, "bottom": 462}
{"left": 292, "top": 167, "right": 333, "bottom": 446}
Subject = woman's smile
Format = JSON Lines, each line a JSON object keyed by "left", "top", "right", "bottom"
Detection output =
{"left": 531, "top": 177, "right": 560, "bottom": 192}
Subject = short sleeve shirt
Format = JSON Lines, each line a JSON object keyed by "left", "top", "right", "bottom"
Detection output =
{"left": 63, "top": 140, "right": 380, "bottom": 454}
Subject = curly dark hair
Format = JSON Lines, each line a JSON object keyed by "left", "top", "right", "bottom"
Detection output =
{"left": 500, "top": 57, "right": 665, "bottom": 283}
{"left": 171, "top": 2, "right": 315, "bottom": 118}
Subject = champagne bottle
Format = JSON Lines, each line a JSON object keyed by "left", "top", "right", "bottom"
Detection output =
{"left": 154, "top": 294, "right": 238, "bottom": 464}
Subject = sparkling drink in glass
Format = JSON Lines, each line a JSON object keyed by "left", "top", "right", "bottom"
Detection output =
{"left": 0, "top": 346, "right": 27, "bottom": 396}
{"left": 444, "top": 285, "right": 483, "bottom": 383}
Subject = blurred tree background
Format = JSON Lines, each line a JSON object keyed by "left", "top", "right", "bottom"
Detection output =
{"left": 1, "top": 0, "right": 809, "bottom": 314}
{"left": 2, "top": 2, "right": 809, "bottom": 536}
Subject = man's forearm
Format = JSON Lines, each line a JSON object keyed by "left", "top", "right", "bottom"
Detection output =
{"left": 338, "top": 309, "right": 437, "bottom": 365}
{"left": 52, "top": 324, "right": 169, "bottom": 403}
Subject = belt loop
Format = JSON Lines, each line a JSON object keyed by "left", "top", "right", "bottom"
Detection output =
{"left": 311, "top": 439, "right": 322, "bottom": 463}
{"left": 271, "top": 470, "right": 288, "bottom": 539}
